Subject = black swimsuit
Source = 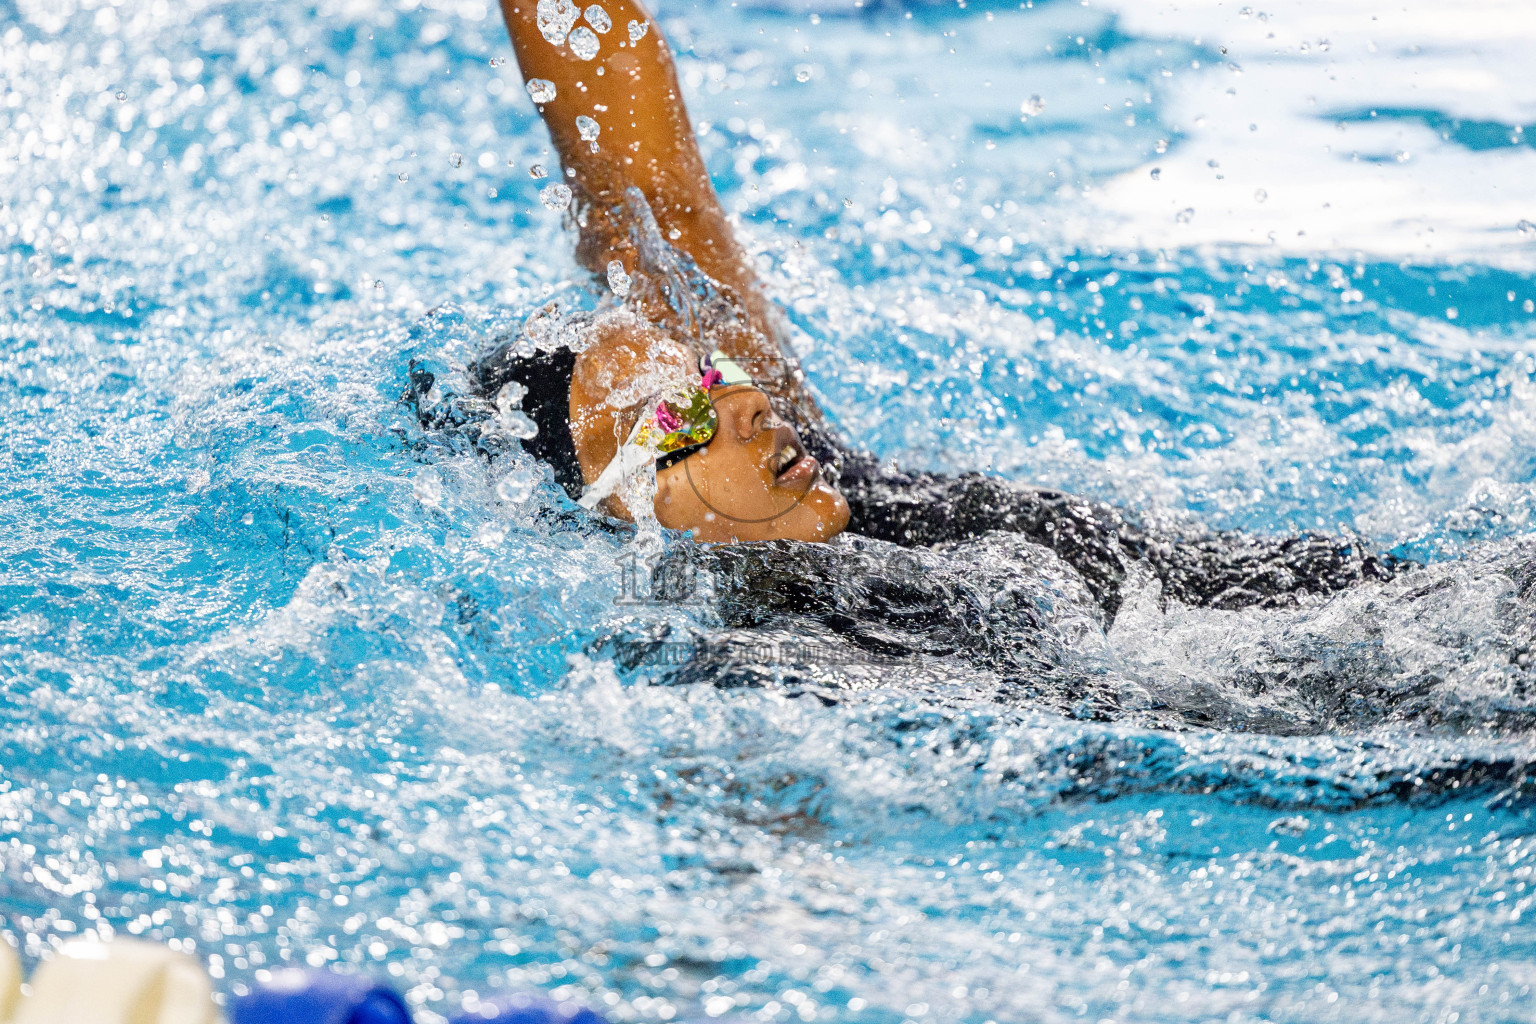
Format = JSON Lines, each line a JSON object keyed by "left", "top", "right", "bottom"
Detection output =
{"left": 412, "top": 335, "right": 1402, "bottom": 621}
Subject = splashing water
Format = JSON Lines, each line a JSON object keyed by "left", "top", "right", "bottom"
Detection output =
{"left": 567, "top": 26, "right": 600, "bottom": 61}
{"left": 584, "top": 5, "right": 613, "bottom": 34}
{"left": 4, "top": 0, "right": 1536, "bottom": 1023}
{"left": 607, "top": 260, "right": 632, "bottom": 298}
{"left": 539, "top": 183, "right": 574, "bottom": 210}
{"left": 536, "top": 0, "right": 579, "bottom": 45}
{"left": 525, "top": 78, "right": 558, "bottom": 104}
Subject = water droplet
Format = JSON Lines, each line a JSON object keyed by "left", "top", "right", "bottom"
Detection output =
{"left": 607, "top": 259, "right": 632, "bottom": 297}
{"left": 628, "top": 19, "right": 649, "bottom": 43}
{"left": 540, "top": 183, "right": 573, "bottom": 210}
{"left": 413, "top": 473, "right": 444, "bottom": 506}
{"left": 1254, "top": 188, "right": 1268, "bottom": 203}
{"left": 1176, "top": 207, "right": 1195, "bottom": 223}
{"left": 1394, "top": 150, "right": 1410, "bottom": 163}
{"left": 449, "top": 152, "right": 463, "bottom": 168}
{"left": 1518, "top": 219, "right": 1536, "bottom": 238}
{"left": 1155, "top": 138, "right": 1169, "bottom": 153}
{"left": 537, "top": 0, "right": 579, "bottom": 44}
{"left": 843, "top": 197, "right": 853, "bottom": 207}
{"left": 529, "top": 163, "right": 548, "bottom": 179}
{"left": 1207, "top": 158, "right": 1220, "bottom": 168}
{"left": 497, "top": 473, "right": 536, "bottom": 503}
{"left": 576, "top": 115, "right": 601, "bottom": 141}
{"left": 1150, "top": 167, "right": 1161, "bottom": 180}
{"left": 397, "top": 171, "right": 410, "bottom": 182}
{"left": 525, "top": 78, "right": 557, "bottom": 103}
{"left": 115, "top": 90, "right": 127, "bottom": 101}
{"left": 567, "top": 26, "right": 600, "bottom": 60}
{"left": 584, "top": 4, "right": 612, "bottom": 32}
{"left": 496, "top": 381, "right": 528, "bottom": 415}
{"left": 500, "top": 412, "right": 539, "bottom": 441}
{"left": 668, "top": 227, "right": 681, "bottom": 239}
{"left": 489, "top": 56, "right": 506, "bottom": 67}
{"left": 796, "top": 67, "right": 811, "bottom": 83}
{"left": 1020, "top": 94, "right": 1045, "bottom": 117}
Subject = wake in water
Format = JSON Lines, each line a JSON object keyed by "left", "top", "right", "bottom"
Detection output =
{"left": 606, "top": 526, "right": 1536, "bottom": 743}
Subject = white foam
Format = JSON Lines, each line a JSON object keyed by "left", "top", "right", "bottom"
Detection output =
{"left": 1086, "top": 0, "right": 1536, "bottom": 263}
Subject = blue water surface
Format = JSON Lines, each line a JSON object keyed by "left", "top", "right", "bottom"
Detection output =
{"left": 3, "top": 0, "right": 1536, "bottom": 1021}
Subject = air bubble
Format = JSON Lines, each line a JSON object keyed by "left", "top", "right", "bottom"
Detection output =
{"left": 796, "top": 67, "right": 811, "bottom": 83}
{"left": 843, "top": 198, "right": 852, "bottom": 207}
{"left": 540, "top": 183, "right": 573, "bottom": 210}
{"left": 1516, "top": 219, "right": 1534, "bottom": 237}
{"left": 526, "top": 78, "right": 557, "bottom": 103}
{"left": 449, "top": 152, "right": 463, "bottom": 168}
{"left": 607, "top": 260, "right": 631, "bottom": 297}
{"left": 1020, "top": 94, "right": 1045, "bottom": 117}
{"left": 576, "top": 115, "right": 601, "bottom": 141}
{"left": 1255, "top": 188, "right": 1268, "bottom": 203}
{"left": 584, "top": 4, "right": 612, "bottom": 32}
{"left": 1150, "top": 167, "right": 1161, "bottom": 180}
{"left": 397, "top": 171, "right": 410, "bottom": 182}
{"left": 1176, "top": 207, "right": 1195, "bottom": 223}
{"left": 537, "top": 0, "right": 579, "bottom": 44}
{"left": 668, "top": 227, "right": 682, "bottom": 239}
{"left": 568, "top": 26, "right": 600, "bottom": 60}
{"left": 529, "top": 163, "right": 548, "bottom": 179}
{"left": 628, "top": 19, "right": 649, "bottom": 42}
{"left": 115, "top": 90, "right": 127, "bottom": 101}
{"left": 489, "top": 56, "right": 506, "bottom": 67}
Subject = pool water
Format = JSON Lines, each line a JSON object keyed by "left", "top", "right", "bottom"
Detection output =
{"left": 4, "top": 0, "right": 1536, "bottom": 1021}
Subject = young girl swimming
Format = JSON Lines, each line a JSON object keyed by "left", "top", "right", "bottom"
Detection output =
{"left": 447, "top": 0, "right": 1402, "bottom": 618}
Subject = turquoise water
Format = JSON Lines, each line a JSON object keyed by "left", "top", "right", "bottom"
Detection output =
{"left": 4, "top": 0, "right": 1536, "bottom": 1021}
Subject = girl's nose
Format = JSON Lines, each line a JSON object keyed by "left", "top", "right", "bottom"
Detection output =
{"left": 714, "top": 387, "right": 772, "bottom": 441}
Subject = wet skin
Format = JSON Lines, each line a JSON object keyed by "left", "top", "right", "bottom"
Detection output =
{"left": 500, "top": 0, "right": 850, "bottom": 543}
{"left": 568, "top": 324, "right": 850, "bottom": 543}
{"left": 653, "top": 384, "right": 850, "bottom": 544}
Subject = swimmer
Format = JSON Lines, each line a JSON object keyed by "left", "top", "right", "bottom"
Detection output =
{"left": 447, "top": 0, "right": 1403, "bottom": 616}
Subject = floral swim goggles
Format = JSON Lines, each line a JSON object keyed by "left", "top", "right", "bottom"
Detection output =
{"left": 577, "top": 350, "right": 754, "bottom": 510}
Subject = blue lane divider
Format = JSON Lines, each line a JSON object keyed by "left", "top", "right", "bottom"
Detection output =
{"left": 448, "top": 992, "right": 609, "bottom": 1024}
{"left": 231, "top": 968, "right": 412, "bottom": 1024}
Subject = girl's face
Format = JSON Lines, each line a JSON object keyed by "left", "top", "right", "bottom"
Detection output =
{"left": 651, "top": 383, "right": 849, "bottom": 544}
{"left": 568, "top": 324, "right": 849, "bottom": 544}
